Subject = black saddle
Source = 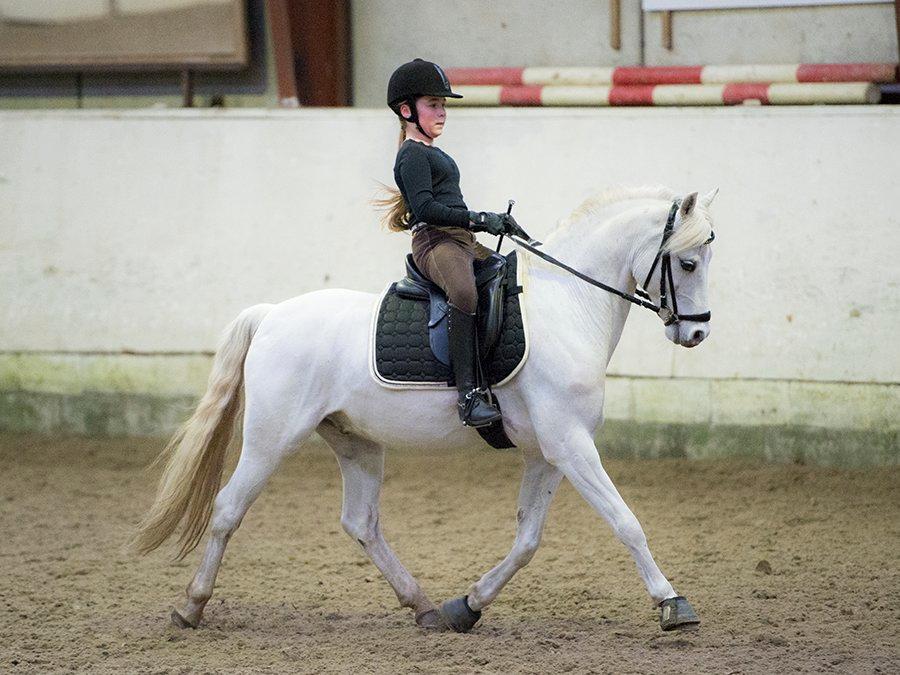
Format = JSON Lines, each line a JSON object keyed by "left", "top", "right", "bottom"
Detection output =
{"left": 393, "top": 253, "right": 509, "bottom": 366}
{"left": 373, "top": 251, "right": 527, "bottom": 449}
{"left": 373, "top": 250, "right": 526, "bottom": 388}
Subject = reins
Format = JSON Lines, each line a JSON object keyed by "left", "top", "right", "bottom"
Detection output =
{"left": 505, "top": 200, "right": 713, "bottom": 326}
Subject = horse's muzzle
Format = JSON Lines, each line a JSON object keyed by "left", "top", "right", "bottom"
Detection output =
{"left": 666, "top": 322, "right": 710, "bottom": 348}
{"left": 682, "top": 324, "right": 710, "bottom": 348}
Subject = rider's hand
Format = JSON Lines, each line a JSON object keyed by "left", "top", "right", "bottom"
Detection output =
{"left": 504, "top": 213, "right": 523, "bottom": 238}
{"left": 468, "top": 211, "right": 509, "bottom": 236}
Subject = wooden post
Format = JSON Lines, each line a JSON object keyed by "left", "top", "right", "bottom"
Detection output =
{"left": 180, "top": 69, "right": 194, "bottom": 107}
{"left": 286, "top": 0, "right": 351, "bottom": 106}
{"left": 662, "top": 11, "right": 673, "bottom": 51}
{"left": 610, "top": 0, "right": 621, "bottom": 51}
{"left": 895, "top": 0, "right": 899, "bottom": 72}
{"left": 267, "top": 0, "right": 299, "bottom": 107}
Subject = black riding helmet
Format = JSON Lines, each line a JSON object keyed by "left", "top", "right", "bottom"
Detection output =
{"left": 387, "top": 58, "right": 463, "bottom": 139}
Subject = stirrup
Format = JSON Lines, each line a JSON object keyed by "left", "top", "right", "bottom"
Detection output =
{"left": 464, "top": 387, "right": 489, "bottom": 401}
{"left": 458, "top": 388, "right": 501, "bottom": 428}
{"left": 459, "top": 387, "right": 492, "bottom": 408}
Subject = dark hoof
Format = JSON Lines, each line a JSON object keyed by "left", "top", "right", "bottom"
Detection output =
{"left": 415, "top": 608, "right": 447, "bottom": 631}
{"left": 439, "top": 596, "right": 481, "bottom": 633}
{"left": 170, "top": 608, "right": 197, "bottom": 629}
{"left": 659, "top": 596, "right": 700, "bottom": 632}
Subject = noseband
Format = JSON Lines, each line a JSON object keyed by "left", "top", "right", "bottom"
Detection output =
{"left": 634, "top": 201, "right": 714, "bottom": 326}
{"left": 509, "top": 199, "right": 713, "bottom": 326}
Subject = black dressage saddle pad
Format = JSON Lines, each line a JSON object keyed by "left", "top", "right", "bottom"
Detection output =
{"left": 372, "top": 251, "right": 528, "bottom": 388}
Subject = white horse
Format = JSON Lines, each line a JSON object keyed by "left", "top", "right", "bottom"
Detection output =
{"left": 134, "top": 186, "right": 717, "bottom": 633}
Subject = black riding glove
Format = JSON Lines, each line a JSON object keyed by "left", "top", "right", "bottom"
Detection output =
{"left": 468, "top": 211, "right": 509, "bottom": 236}
{"left": 504, "top": 213, "right": 526, "bottom": 239}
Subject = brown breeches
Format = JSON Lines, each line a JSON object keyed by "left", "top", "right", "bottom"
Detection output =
{"left": 411, "top": 226, "right": 493, "bottom": 315}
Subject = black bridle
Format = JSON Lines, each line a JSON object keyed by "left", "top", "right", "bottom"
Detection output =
{"left": 633, "top": 201, "right": 713, "bottom": 326}
{"left": 505, "top": 200, "right": 713, "bottom": 326}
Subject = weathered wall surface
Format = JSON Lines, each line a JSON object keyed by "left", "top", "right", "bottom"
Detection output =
{"left": 1, "top": 107, "right": 897, "bottom": 464}
{"left": 351, "top": 0, "right": 642, "bottom": 107}
{"left": 2, "top": 2, "right": 895, "bottom": 109}
{"left": 642, "top": 4, "right": 897, "bottom": 66}
{"left": 351, "top": 0, "right": 898, "bottom": 107}
{"left": 0, "top": 0, "right": 277, "bottom": 109}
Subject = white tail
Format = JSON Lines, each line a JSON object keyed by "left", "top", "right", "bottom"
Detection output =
{"left": 131, "top": 303, "right": 273, "bottom": 558}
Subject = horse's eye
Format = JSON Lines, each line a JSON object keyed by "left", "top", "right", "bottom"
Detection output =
{"left": 680, "top": 259, "right": 696, "bottom": 272}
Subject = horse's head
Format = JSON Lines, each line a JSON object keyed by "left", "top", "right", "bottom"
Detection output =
{"left": 633, "top": 189, "right": 718, "bottom": 349}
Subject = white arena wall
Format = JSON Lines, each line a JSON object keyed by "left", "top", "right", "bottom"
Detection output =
{"left": 0, "top": 107, "right": 897, "bottom": 465}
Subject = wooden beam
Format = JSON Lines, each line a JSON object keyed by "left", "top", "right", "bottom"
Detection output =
{"left": 662, "top": 11, "right": 673, "bottom": 51}
{"left": 610, "top": 0, "right": 621, "bottom": 51}
{"left": 287, "top": 0, "right": 351, "bottom": 106}
{"left": 895, "top": 0, "right": 899, "bottom": 71}
{"left": 180, "top": 69, "right": 194, "bottom": 107}
{"left": 266, "top": 0, "right": 299, "bottom": 107}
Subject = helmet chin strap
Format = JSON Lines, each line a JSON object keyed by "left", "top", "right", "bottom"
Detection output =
{"left": 402, "top": 98, "right": 432, "bottom": 140}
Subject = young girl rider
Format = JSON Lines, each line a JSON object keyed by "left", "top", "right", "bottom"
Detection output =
{"left": 382, "top": 58, "right": 512, "bottom": 429}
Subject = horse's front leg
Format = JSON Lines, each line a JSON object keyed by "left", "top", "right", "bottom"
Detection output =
{"left": 319, "top": 422, "right": 443, "bottom": 629}
{"left": 541, "top": 425, "right": 700, "bottom": 631}
{"left": 453, "top": 452, "right": 561, "bottom": 625}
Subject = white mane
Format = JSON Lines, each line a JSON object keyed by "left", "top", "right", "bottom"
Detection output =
{"left": 550, "top": 185, "right": 713, "bottom": 254}
{"left": 566, "top": 185, "right": 678, "bottom": 223}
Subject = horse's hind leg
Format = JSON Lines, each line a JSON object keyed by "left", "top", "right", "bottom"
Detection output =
{"left": 465, "top": 451, "right": 563, "bottom": 613}
{"left": 318, "top": 421, "right": 443, "bottom": 629}
{"left": 173, "top": 421, "right": 313, "bottom": 628}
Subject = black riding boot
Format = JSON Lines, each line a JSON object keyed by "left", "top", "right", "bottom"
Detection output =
{"left": 448, "top": 305, "right": 502, "bottom": 428}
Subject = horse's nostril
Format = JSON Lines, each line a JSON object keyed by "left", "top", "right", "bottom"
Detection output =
{"left": 691, "top": 329, "right": 705, "bottom": 342}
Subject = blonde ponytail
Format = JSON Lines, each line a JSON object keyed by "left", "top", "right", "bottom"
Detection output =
{"left": 373, "top": 119, "right": 414, "bottom": 232}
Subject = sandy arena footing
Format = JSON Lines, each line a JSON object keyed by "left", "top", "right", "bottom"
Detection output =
{"left": 1, "top": 434, "right": 897, "bottom": 673}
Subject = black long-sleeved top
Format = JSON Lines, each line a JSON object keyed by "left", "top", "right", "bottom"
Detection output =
{"left": 393, "top": 140, "right": 470, "bottom": 228}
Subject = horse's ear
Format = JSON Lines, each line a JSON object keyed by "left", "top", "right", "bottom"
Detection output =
{"left": 701, "top": 187, "right": 719, "bottom": 208}
{"left": 679, "top": 192, "right": 699, "bottom": 218}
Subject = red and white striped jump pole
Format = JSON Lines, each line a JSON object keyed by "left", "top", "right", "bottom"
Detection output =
{"left": 448, "top": 82, "right": 881, "bottom": 106}
{"left": 445, "top": 63, "right": 897, "bottom": 86}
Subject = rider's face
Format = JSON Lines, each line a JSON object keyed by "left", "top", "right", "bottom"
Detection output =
{"left": 413, "top": 96, "right": 446, "bottom": 138}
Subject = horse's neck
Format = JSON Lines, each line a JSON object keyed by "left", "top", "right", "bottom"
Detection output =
{"left": 523, "top": 203, "right": 657, "bottom": 375}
